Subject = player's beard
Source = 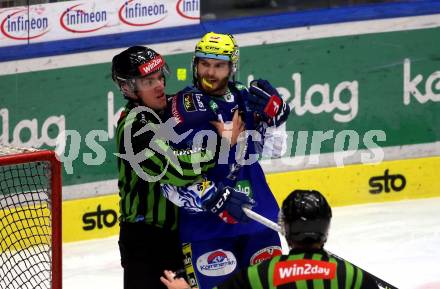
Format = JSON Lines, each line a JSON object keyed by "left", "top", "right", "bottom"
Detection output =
{"left": 199, "top": 76, "right": 229, "bottom": 96}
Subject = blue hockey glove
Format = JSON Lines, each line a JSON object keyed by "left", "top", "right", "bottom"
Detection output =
{"left": 248, "top": 79, "right": 290, "bottom": 127}
{"left": 202, "top": 186, "right": 255, "bottom": 224}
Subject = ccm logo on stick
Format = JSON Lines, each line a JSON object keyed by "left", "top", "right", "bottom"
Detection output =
{"left": 369, "top": 169, "right": 406, "bottom": 194}
{"left": 82, "top": 205, "right": 118, "bottom": 230}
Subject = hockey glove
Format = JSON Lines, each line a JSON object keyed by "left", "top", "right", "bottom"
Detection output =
{"left": 202, "top": 186, "right": 255, "bottom": 224}
{"left": 248, "top": 79, "right": 290, "bottom": 127}
{"left": 171, "top": 91, "right": 218, "bottom": 135}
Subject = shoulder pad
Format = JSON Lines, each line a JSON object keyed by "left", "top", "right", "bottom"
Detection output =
{"left": 181, "top": 85, "right": 200, "bottom": 94}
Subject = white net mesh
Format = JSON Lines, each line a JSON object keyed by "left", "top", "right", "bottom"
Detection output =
{"left": 0, "top": 147, "right": 56, "bottom": 289}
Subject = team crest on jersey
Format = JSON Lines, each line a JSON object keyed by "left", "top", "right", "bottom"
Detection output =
{"left": 196, "top": 179, "right": 212, "bottom": 198}
{"left": 196, "top": 249, "right": 237, "bottom": 276}
{"left": 160, "top": 178, "right": 216, "bottom": 213}
{"left": 250, "top": 246, "right": 282, "bottom": 265}
{"left": 224, "top": 91, "right": 235, "bottom": 102}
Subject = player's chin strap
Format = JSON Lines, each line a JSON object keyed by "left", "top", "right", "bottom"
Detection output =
{"left": 242, "top": 207, "right": 398, "bottom": 289}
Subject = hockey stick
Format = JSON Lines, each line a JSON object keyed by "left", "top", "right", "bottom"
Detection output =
{"left": 242, "top": 207, "right": 398, "bottom": 289}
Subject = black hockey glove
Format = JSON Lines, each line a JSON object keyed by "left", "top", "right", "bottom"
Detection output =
{"left": 248, "top": 79, "right": 290, "bottom": 127}
{"left": 202, "top": 186, "right": 255, "bottom": 224}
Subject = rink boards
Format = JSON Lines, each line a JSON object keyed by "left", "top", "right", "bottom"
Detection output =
{"left": 61, "top": 155, "right": 440, "bottom": 242}
{"left": 266, "top": 155, "right": 440, "bottom": 207}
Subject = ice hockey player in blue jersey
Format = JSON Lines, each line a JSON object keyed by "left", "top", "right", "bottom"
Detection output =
{"left": 161, "top": 32, "right": 291, "bottom": 289}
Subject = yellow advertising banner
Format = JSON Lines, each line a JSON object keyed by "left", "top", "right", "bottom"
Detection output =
{"left": 62, "top": 194, "right": 119, "bottom": 242}
{"left": 267, "top": 156, "right": 440, "bottom": 207}
{"left": 61, "top": 156, "right": 440, "bottom": 242}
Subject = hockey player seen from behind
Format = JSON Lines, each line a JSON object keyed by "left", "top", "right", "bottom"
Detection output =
{"left": 161, "top": 32, "right": 291, "bottom": 289}
{"left": 161, "top": 190, "right": 380, "bottom": 289}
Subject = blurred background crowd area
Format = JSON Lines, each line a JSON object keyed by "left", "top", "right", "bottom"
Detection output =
{"left": 0, "top": 0, "right": 406, "bottom": 19}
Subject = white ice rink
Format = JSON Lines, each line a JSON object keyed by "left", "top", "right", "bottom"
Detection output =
{"left": 63, "top": 197, "right": 440, "bottom": 289}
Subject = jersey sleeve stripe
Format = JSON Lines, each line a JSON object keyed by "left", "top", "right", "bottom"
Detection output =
{"left": 344, "top": 261, "right": 354, "bottom": 289}
{"left": 354, "top": 267, "right": 363, "bottom": 289}
{"left": 248, "top": 265, "right": 264, "bottom": 289}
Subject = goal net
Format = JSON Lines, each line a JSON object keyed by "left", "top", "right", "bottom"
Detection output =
{"left": 0, "top": 146, "right": 62, "bottom": 289}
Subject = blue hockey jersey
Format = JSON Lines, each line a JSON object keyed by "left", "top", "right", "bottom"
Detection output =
{"left": 162, "top": 82, "right": 280, "bottom": 242}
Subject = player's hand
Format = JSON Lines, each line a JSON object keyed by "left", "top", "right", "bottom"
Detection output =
{"left": 247, "top": 79, "right": 290, "bottom": 127}
{"left": 202, "top": 186, "right": 255, "bottom": 224}
{"left": 210, "top": 110, "right": 245, "bottom": 146}
{"left": 160, "top": 270, "right": 193, "bottom": 289}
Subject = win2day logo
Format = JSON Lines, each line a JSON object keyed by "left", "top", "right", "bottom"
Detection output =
{"left": 369, "top": 169, "right": 406, "bottom": 194}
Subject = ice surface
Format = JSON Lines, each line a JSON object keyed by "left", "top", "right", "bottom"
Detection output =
{"left": 63, "top": 197, "right": 440, "bottom": 289}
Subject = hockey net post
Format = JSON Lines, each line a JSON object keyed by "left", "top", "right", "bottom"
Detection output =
{"left": 0, "top": 147, "right": 62, "bottom": 289}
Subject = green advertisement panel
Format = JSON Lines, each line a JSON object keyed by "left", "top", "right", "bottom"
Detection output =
{"left": 1, "top": 26, "right": 439, "bottom": 186}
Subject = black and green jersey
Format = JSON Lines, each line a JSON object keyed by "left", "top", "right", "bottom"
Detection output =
{"left": 116, "top": 102, "right": 216, "bottom": 229}
{"left": 216, "top": 249, "right": 379, "bottom": 289}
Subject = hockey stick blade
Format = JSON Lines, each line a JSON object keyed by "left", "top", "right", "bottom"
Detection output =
{"left": 242, "top": 207, "right": 398, "bottom": 289}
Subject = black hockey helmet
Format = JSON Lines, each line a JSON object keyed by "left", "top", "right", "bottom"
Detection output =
{"left": 111, "top": 46, "right": 169, "bottom": 93}
{"left": 280, "top": 190, "right": 332, "bottom": 244}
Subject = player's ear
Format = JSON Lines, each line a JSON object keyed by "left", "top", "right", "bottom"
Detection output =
{"left": 121, "top": 82, "right": 131, "bottom": 95}
{"left": 121, "top": 82, "right": 138, "bottom": 100}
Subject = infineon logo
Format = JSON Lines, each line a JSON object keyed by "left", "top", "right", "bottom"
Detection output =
{"left": 118, "top": 0, "right": 167, "bottom": 26}
{"left": 176, "top": 0, "right": 199, "bottom": 20}
{"left": 59, "top": 4, "right": 108, "bottom": 33}
{"left": 0, "top": 7, "right": 49, "bottom": 40}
